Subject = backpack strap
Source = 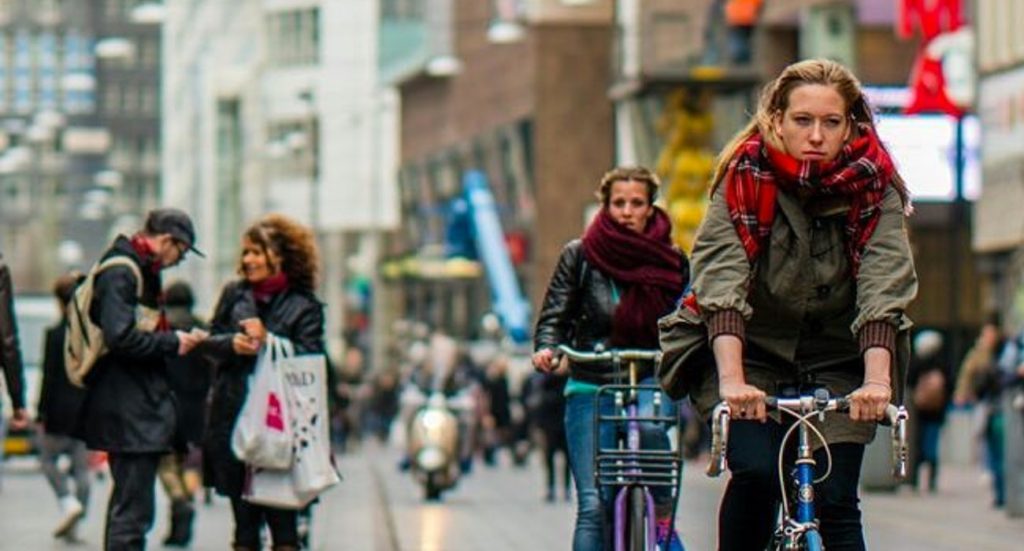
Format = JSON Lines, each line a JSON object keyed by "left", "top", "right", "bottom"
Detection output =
{"left": 95, "top": 256, "right": 144, "bottom": 299}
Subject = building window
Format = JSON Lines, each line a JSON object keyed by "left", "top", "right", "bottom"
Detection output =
{"left": 382, "top": 0, "right": 422, "bottom": 19}
{"left": 104, "top": 83, "right": 119, "bottom": 113}
{"left": 266, "top": 8, "right": 319, "bottom": 67}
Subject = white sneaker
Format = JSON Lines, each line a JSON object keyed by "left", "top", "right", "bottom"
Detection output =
{"left": 54, "top": 495, "right": 84, "bottom": 538}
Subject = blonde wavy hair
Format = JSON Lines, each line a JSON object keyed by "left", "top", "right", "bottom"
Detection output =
{"left": 238, "top": 213, "right": 320, "bottom": 292}
{"left": 712, "top": 59, "right": 908, "bottom": 204}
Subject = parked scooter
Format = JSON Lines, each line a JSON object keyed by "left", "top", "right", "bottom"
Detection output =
{"left": 401, "top": 332, "right": 477, "bottom": 501}
{"left": 407, "top": 391, "right": 463, "bottom": 500}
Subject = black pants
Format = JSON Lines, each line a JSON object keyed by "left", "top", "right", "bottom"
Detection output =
{"left": 230, "top": 497, "right": 298, "bottom": 548}
{"left": 105, "top": 452, "right": 162, "bottom": 551}
{"left": 718, "top": 421, "right": 866, "bottom": 551}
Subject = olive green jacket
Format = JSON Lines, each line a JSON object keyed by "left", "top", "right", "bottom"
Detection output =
{"left": 659, "top": 185, "right": 917, "bottom": 445}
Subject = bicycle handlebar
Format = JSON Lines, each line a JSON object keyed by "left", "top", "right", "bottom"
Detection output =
{"left": 556, "top": 344, "right": 661, "bottom": 364}
{"left": 705, "top": 393, "right": 909, "bottom": 481}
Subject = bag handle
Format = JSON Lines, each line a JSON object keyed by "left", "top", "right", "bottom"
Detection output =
{"left": 266, "top": 332, "right": 295, "bottom": 360}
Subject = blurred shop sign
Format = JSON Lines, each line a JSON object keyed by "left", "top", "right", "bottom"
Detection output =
{"left": 978, "top": 66, "right": 1024, "bottom": 164}
{"left": 61, "top": 127, "right": 111, "bottom": 154}
{"left": 974, "top": 64, "right": 1024, "bottom": 252}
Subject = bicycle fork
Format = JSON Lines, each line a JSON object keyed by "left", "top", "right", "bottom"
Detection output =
{"left": 779, "top": 424, "right": 823, "bottom": 550}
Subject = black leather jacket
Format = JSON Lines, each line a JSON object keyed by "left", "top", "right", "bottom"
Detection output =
{"left": 77, "top": 236, "right": 180, "bottom": 453}
{"left": 202, "top": 279, "right": 325, "bottom": 498}
{"left": 534, "top": 239, "right": 689, "bottom": 384}
{"left": 0, "top": 255, "right": 25, "bottom": 410}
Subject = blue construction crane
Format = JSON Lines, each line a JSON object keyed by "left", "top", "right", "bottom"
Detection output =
{"left": 462, "top": 170, "right": 530, "bottom": 343}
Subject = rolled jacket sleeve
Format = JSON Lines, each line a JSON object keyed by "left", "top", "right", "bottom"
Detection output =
{"left": 852, "top": 186, "right": 918, "bottom": 351}
{"left": 690, "top": 186, "right": 754, "bottom": 340}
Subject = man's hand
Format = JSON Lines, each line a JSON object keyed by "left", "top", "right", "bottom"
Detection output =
{"left": 176, "top": 330, "right": 204, "bottom": 356}
{"left": 239, "top": 318, "right": 267, "bottom": 344}
{"left": 232, "top": 333, "right": 260, "bottom": 356}
{"left": 532, "top": 348, "right": 556, "bottom": 373}
{"left": 9, "top": 407, "right": 29, "bottom": 430}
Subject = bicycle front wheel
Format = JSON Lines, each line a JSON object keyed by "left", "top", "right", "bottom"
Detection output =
{"left": 628, "top": 486, "right": 648, "bottom": 551}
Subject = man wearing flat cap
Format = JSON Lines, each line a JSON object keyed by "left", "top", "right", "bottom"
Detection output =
{"left": 76, "top": 208, "right": 207, "bottom": 550}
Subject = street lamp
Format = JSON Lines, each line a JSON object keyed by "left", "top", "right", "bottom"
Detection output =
{"left": 130, "top": 2, "right": 166, "bottom": 25}
{"left": 94, "top": 37, "right": 135, "bottom": 61}
{"left": 425, "top": 55, "right": 463, "bottom": 77}
{"left": 487, "top": 20, "right": 525, "bottom": 44}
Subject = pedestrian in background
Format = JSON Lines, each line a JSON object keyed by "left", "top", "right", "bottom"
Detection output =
{"left": 202, "top": 213, "right": 324, "bottom": 551}
{"left": 75, "top": 208, "right": 207, "bottom": 551}
{"left": 158, "top": 280, "right": 210, "bottom": 547}
{"left": 907, "top": 329, "right": 949, "bottom": 493}
{"left": 0, "top": 251, "right": 29, "bottom": 486}
{"left": 524, "top": 369, "right": 571, "bottom": 502}
{"left": 954, "top": 314, "right": 1007, "bottom": 508}
{"left": 660, "top": 59, "right": 917, "bottom": 550}
{"left": 36, "top": 271, "right": 90, "bottom": 541}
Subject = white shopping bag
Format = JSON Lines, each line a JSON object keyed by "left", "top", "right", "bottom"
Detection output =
{"left": 231, "top": 334, "right": 294, "bottom": 469}
{"left": 243, "top": 465, "right": 317, "bottom": 510}
{"left": 244, "top": 335, "right": 340, "bottom": 507}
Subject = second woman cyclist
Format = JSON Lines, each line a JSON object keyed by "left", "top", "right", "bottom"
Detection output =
{"left": 533, "top": 166, "right": 688, "bottom": 551}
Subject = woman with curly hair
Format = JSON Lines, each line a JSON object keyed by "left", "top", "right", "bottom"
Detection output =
{"left": 201, "top": 214, "right": 324, "bottom": 551}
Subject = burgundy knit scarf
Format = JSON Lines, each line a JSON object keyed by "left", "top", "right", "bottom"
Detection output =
{"left": 581, "top": 207, "right": 685, "bottom": 348}
{"left": 252, "top": 272, "right": 289, "bottom": 304}
{"left": 722, "top": 129, "right": 896, "bottom": 275}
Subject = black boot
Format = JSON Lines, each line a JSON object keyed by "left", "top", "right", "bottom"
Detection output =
{"left": 163, "top": 499, "right": 195, "bottom": 547}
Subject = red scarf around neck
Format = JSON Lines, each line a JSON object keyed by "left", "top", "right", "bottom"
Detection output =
{"left": 723, "top": 129, "right": 896, "bottom": 276}
{"left": 581, "top": 207, "right": 685, "bottom": 348}
{"left": 130, "top": 234, "right": 162, "bottom": 274}
{"left": 252, "top": 272, "right": 289, "bottom": 303}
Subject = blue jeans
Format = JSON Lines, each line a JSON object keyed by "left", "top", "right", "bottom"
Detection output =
{"left": 565, "top": 379, "right": 679, "bottom": 551}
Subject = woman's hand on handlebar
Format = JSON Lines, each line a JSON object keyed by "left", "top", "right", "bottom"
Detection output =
{"left": 847, "top": 381, "right": 891, "bottom": 422}
{"left": 719, "top": 379, "right": 767, "bottom": 422}
{"left": 532, "top": 348, "right": 556, "bottom": 373}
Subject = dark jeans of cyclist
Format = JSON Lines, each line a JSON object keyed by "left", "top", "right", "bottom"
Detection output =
{"left": 565, "top": 378, "right": 678, "bottom": 551}
{"left": 719, "top": 420, "right": 866, "bottom": 551}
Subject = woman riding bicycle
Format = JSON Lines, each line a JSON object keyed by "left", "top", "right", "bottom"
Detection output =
{"left": 533, "top": 166, "right": 689, "bottom": 551}
{"left": 659, "top": 59, "right": 917, "bottom": 550}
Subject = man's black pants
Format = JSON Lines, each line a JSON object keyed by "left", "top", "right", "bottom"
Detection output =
{"left": 105, "top": 452, "right": 161, "bottom": 551}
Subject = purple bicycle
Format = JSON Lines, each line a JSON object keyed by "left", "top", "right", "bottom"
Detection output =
{"left": 706, "top": 389, "right": 909, "bottom": 551}
{"left": 558, "top": 345, "right": 684, "bottom": 551}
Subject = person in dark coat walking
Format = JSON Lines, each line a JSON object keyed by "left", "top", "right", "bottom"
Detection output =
{"left": 37, "top": 271, "right": 89, "bottom": 541}
{"left": 906, "top": 329, "right": 950, "bottom": 493}
{"left": 0, "top": 252, "right": 28, "bottom": 468}
{"left": 158, "top": 280, "right": 210, "bottom": 547}
{"left": 76, "top": 208, "right": 207, "bottom": 551}
{"left": 202, "top": 214, "right": 324, "bottom": 551}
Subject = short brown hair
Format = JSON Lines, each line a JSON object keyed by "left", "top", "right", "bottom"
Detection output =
{"left": 596, "top": 166, "right": 660, "bottom": 207}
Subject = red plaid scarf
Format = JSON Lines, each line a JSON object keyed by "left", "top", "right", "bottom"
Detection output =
{"left": 681, "top": 129, "right": 897, "bottom": 314}
{"left": 725, "top": 129, "right": 894, "bottom": 274}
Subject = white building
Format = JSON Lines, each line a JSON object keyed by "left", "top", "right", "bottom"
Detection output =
{"left": 163, "top": 0, "right": 399, "bottom": 352}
